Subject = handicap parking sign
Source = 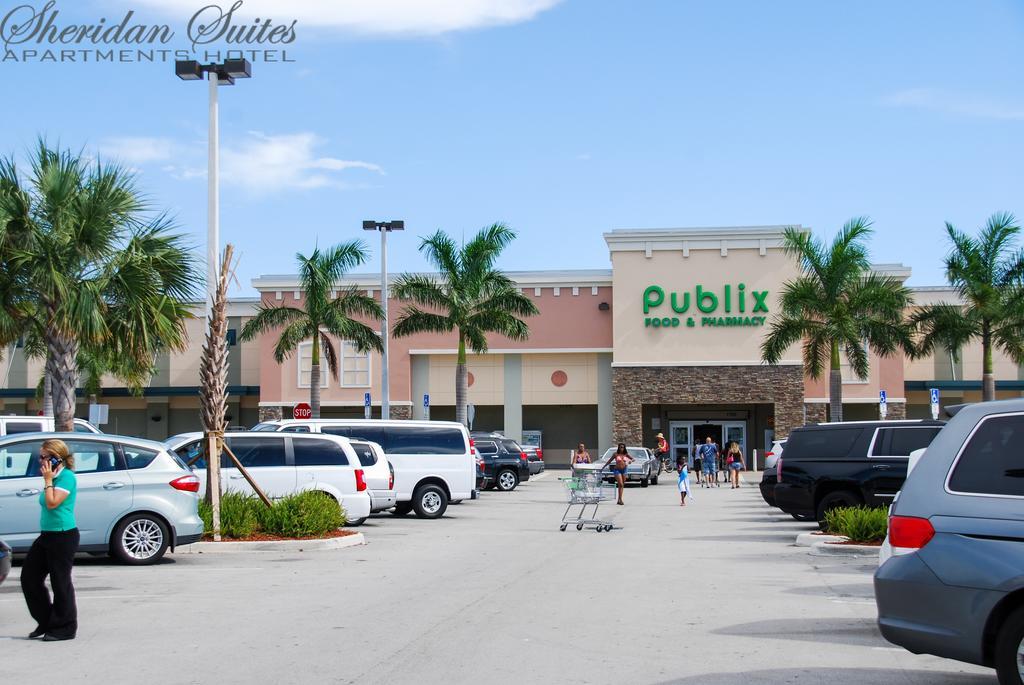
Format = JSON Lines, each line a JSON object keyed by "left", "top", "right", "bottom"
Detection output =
{"left": 879, "top": 390, "right": 887, "bottom": 405}
{"left": 930, "top": 388, "right": 940, "bottom": 404}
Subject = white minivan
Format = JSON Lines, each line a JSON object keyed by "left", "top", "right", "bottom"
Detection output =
{"left": 0, "top": 416, "right": 101, "bottom": 435}
{"left": 253, "top": 419, "right": 476, "bottom": 519}
{"left": 165, "top": 431, "right": 372, "bottom": 525}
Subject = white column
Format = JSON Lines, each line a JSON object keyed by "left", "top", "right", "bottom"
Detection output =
{"left": 207, "top": 71, "right": 219, "bottom": 312}
{"left": 380, "top": 228, "right": 390, "bottom": 420}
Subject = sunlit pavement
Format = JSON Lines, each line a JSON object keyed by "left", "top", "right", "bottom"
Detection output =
{"left": 0, "top": 471, "right": 994, "bottom": 684}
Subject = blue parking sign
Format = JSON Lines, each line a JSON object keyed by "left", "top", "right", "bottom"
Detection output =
{"left": 423, "top": 393, "right": 430, "bottom": 407}
{"left": 364, "top": 392, "right": 371, "bottom": 407}
{"left": 879, "top": 390, "right": 887, "bottom": 405}
{"left": 930, "top": 388, "right": 940, "bottom": 404}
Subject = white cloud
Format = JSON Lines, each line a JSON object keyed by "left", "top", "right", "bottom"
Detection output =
{"left": 128, "top": 0, "right": 563, "bottom": 35}
{"left": 96, "top": 136, "right": 178, "bottom": 164}
{"left": 96, "top": 132, "right": 381, "bottom": 192}
{"left": 882, "top": 88, "right": 1024, "bottom": 121}
{"left": 220, "top": 132, "right": 384, "bottom": 191}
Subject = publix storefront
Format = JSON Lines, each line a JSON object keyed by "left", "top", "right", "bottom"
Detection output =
{"left": 605, "top": 227, "right": 806, "bottom": 466}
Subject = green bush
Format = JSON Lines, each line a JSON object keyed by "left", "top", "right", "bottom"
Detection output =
{"left": 823, "top": 506, "right": 888, "bottom": 542}
{"left": 257, "top": 491, "right": 346, "bottom": 537}
{"left": 198, "top": 490, "right": 346, "bottom": 539}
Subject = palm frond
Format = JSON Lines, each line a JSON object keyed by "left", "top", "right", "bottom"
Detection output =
{"left": 392, "top": 307, "right": 454, "bottom": 338}
{"left": 240, "top": 306, "right": 308, "bottom": 341}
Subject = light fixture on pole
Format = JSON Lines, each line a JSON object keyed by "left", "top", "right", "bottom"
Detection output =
{"left": 363, "top": 219, "right": 405, "bottom": 420}
{"left": 175, "top": 58, "right": 252, "bottom": 312}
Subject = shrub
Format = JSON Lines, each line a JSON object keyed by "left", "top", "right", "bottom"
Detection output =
{"left": 198, "top": 490, "right": 343, "bottom": 539}
{"left": 823, "top": 506, "right": 888, "bottom": 542}
{"left": 257, "top": 491, "right": 346, "bottom": 537}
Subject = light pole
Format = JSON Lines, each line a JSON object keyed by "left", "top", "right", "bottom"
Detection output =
{"left": 363, "top": 220, "right": 404, "bottom": 420}
{"left": 174, "top": 58, "right": 252, "bottom": 311}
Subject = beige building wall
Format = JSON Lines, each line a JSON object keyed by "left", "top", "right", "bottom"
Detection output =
{"left": 522, "top": 353, "right": 599, "bottom": 405}
{"left": 427, "top": 354, "right": 505, "bottom": 406}
{"left": 609, "top": 238, "right": 802, "bottom": 366}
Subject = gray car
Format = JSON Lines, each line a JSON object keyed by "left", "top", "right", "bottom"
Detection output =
{"left": 875, "top": 399, "right": 1024, "bottom": 684}
{"left": 0, "top": 538, "right": 10, "bottom": 586}
{"left": 0, "top": 433, "right": 204, "bottom": 565}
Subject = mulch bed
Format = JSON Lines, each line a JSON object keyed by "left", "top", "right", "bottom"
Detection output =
{"left": 827, "top": 539, "right": 883, "bottom": 547}
{"left": 201, "top": 529, "right": 357, "bottom": 543}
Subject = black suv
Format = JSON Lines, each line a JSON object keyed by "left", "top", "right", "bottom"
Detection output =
{"left": 471, "top": 432, "right": 531, "bottom": 492}
{"left": 773, "top": 420, "right": 944, "bottom": 527}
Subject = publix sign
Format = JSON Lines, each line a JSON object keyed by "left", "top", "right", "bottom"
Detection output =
{"left": 643, "top": 284, "right": 769, "bottom": 329}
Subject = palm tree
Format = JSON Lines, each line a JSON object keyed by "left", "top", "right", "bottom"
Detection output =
{"left": 761, "top": 219, "right": 915, "bottom": 422}
{"left": 240, "top": 243, "right": 384, "bottom": 418}
{"left": 0, "top": 142, "right": 199, "bottom": 431}
{"left": 912, "top": 213, "right": 1024, "bottom": 402}
{"left": 391, "top": 224, "right": 539, "bottom": 426}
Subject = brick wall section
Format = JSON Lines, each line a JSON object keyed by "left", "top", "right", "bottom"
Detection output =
{"left": 804, "top": 403, "right": 828, "bottom": 424}
{"left": 612, "top": 365, "right": 805, "bottom": 444}
{"left": 887, "top": 402, "right": 907, "bottom": 420}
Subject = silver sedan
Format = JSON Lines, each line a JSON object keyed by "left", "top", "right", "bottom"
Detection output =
{"left": 573, "top": 447, "right": 660, "bottom": 487}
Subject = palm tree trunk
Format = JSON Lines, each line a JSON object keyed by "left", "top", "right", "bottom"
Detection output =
{"left": 455, "top": 334, "right": 468, "bottom": 427}
{"left": 42, "top": 373, "right": 53, "bottom": 417}
{"left": 310, "top": 330, "right": 321, "bottom": 419}
{"left": 982, "top": 326, "right": 995, "bottom": 402}
{"left": 829, "top": 340, "right": 843, "bottom": 423}
{"left": 46, "top": 333, "right": 78, "bottom": 432}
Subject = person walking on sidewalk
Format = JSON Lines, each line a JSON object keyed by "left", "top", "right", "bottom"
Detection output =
{"left": 727, "top": 442, "right": 746, "bottom": 489}
{"left": 699, "top": 437, "right": 719, "bottom": 487}
{"left": 692, "top": 441, "right": 703, "bottom": 486}
{"left": 21, "top": 439, "right": 79, "bottom": 642}
{"left": 603, "top": 443, "right": 633, "bottom": 505}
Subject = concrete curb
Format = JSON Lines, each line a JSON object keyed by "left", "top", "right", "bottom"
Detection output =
{"left": 796, "top": 532, "right": 847, "bottom": 547}
{"left": 809, "top": 540, "right": 881, "bottom": 558}
{"left": 174, "top": 532, "right": 366, "bottom": 554}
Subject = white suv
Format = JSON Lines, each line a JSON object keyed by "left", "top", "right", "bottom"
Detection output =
{"left": 165, "top": 432, "right": 372, "bottom": 525}
{"left": 253, "top": 419, "right": 476, "bottom": 519}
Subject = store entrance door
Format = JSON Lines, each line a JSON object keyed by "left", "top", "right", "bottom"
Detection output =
{"left": 668, "top": 422, "right": 691, "bottom": 468}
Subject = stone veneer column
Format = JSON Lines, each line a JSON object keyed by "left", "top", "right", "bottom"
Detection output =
{"left": 258, "top": 406, "right": 283, "bottom": 422}
{"left": 390, "top": 405, "right": 413, "bottom": 420}
{"left": 887, "top": 402, "right": 907, "bottom": 420}
{"left": 612, "top": 365, "right": 806, "bottom": 445}
{"left": 804, "top": 403, "right": 828, "bottom": 424}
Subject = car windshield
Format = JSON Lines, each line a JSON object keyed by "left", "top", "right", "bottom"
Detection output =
{"left": 601, "top": 448, "right": 647, "bottom": 461}
{"left": 250, "top": 423, "right": 278, "bottom": 432}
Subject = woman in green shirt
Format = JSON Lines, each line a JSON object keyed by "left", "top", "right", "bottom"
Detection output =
{"left": 21, "top": 438, "right": 79, "bottom": 641}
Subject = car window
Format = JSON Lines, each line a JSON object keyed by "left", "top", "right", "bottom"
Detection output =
{"left": 872, "top": 427, "right": 941, "bottom": 457}
{"left": 65, "top": 440, "right": 122, "bottom": 473}
{"left": 250, "top": 423, "right": 278, "bottom": 432}
{"left": 949, "top": 414, "right": 1024, "bottom": 496}
{"left": 499, "top": 439, "right": 522, "bottom": 454}
{"left": 73, "top": 421, "right": 97, "bottom": 433}
{"left": 348, "top": 442, "right": 378, "bottom": 467}
{"left": 784, "top": 428, "right": 862, "bottom": 459}
{"left": 5, "top": 421, "right": 44, "bottom": 435}
{"left": 175, "top": 440, "right": 205, "bottom": 468}
{"left": 341, "top": 426, "right": 386, "bottom": 447}
{"left": 123, "top": 445, "right": 161, "bottom": 470}
{"left": 282, "top": 425, "right": 310, "bottom": 433}
{"left": 476, "top": 441, "right": 498, "bottom": 455}
{"left": 225, "top": 437, "right": 287, "bottom": 468}
{"left": 292, "top": 439, "right": 349, "bottom": 467}
{"left": 387, "top": 426, "right": 466, "bottom": 455}
{"left": 0, "top": 440, "right": 41, "bottom": 479}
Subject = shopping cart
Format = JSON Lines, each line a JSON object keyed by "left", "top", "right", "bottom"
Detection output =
{"left": 559, "top": 471, "right": 616, "bottom": 532}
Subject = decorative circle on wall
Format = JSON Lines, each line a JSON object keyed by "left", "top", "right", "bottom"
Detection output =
{"left": 551, "top": 370, "right": 568, "bottom": 387}
{"left": 467, "top": 372, "right": 475, "bottom": 387}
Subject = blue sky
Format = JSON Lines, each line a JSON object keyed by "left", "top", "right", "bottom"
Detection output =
{"left": 1, "top": 0, "right": 1021, "bottom": 294}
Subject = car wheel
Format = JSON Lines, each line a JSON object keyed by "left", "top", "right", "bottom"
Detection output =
{"left": 994, "top": 605, "right": 1024, "bottom": 685}
{"left": 791, "top": 512, "right": 815, "bottom": 522}
{"left": 641, "top": 476, "right": 650, "bottom": 488}
{"left": 413, "top": 484, "right": 449, "bottom": 519}
{"left": 392, "top": 501, "right": 413, "bottom": 517}
{"left": 652, "top": 473, "right": 659, "bottom": 485}
{"left": 496, "top": 469, "right": 519, "bottom": 492}
{"left": 347, "top": 517, "right": 367, "bottom": 526}
{"left": 816, "top": 491, "right": 862, "bottom": 530}
{"left": 111, "top": 514, "right": 169, "bottom": 565}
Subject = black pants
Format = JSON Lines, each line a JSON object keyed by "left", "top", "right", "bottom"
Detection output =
{"left": 21, "top": 529, "right": 79, "bottom": 637}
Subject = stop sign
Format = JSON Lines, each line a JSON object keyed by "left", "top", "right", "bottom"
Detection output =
{"left": 293, "top": 403, "right": 312, "bottom": 420}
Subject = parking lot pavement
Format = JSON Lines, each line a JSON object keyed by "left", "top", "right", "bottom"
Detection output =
{"left": 1, "top": 475, "right": 995, "bottom": 684}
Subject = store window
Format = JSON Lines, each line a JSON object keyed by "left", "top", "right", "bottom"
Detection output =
{"left": 341, "top": 341, "right": 371, "bottom": 388}
{"left": 297, "top": 341, "right": 330, "bottom": 388}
